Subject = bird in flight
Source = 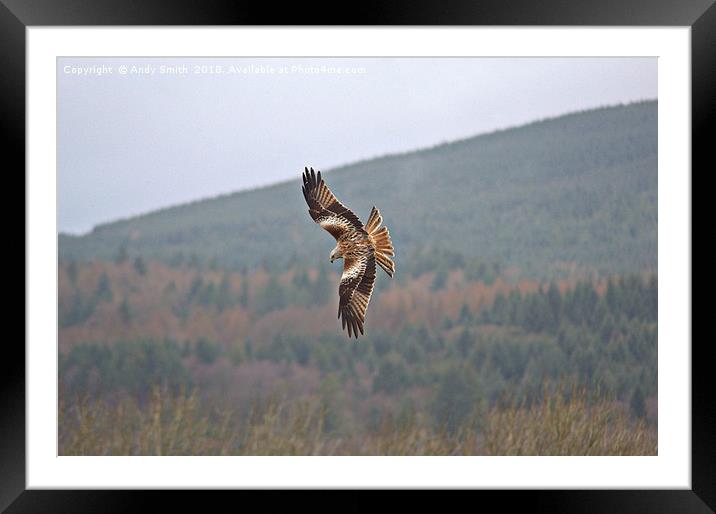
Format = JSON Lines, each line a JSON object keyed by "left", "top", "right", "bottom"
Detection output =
{"left": 302, "top": 167, "right": 395, "bottom": 338}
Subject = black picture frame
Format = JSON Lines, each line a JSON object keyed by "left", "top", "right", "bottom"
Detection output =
{"left": 3, "top": 0, "right": 710, "bottom": 511}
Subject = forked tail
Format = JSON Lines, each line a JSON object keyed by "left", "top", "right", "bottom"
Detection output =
{"left": 365, "top": 206, "right": 395, "bottom": 278}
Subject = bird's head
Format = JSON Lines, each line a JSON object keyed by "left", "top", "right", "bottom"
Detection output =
{"left": 330, "top": 246, "right": 342, "bottom": 263}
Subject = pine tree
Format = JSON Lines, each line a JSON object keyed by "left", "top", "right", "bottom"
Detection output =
{"left": 187, "top": 274, "right": 204, "bottom": 303}
{"left": 457, "top": 328, "right": 473, "bottom": 357}
{"left": 118, "top": 296, "right": 132, "bottom": 325}
{"left": 491, "top": 292, "right": 508, "bottom": 325}
{"left": 292, "top": 267, "right": 310, "bottom": 289}
{"left": 115, "top": 242, "right": 128, "bottom": 264}
{"left": 459, "top": 303, "right": 472, "bottom": 323}
{"left": 546, "top": 281, "right": 562, "bottom": 332}
{"left": 312, "top": 266, "right": 332, "bottom": 305}
{"left": 216, "top": 272, "right": 232, "bottom": 312}
{"left": 66, "top": 260, "right": 78, "bottom": 284}
{"left": 238, "top": 268, "right": 249, "bottom": 308}
{"left": 94, "top": 272, "right": 113, "bottom": 303}
{"left": 431, "top": 266, "right": 448, "bottom": 291}
{"left": 133, "top": 255, "right": 147, "bottom": 276}
{"left": 169, "top": 252, "right": 185, "bottom": 268}
{"left": 431, "top": 367, "right": 482, "bottom": 435}
{"left": 257, "top": 274, "right": 286, "bottom": 315}
{"left": 189, "top": 253, "right": 201, "bottom": 270}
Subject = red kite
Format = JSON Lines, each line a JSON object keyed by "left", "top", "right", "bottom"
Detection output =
{"left": 302, "top": 167, "right": 395, "bottom": 338}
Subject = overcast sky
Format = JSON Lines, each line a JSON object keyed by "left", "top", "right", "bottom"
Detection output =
{"left": 58, "top": 57, "right": 656, "bottom": 234}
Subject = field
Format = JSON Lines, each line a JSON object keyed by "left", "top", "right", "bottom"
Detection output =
{"left": 60, "top": 385, "right": 656, "bottom": 456}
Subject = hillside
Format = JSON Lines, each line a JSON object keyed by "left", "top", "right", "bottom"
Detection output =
{"left": 59, "top": 101, "right": 657, "bottom": 278}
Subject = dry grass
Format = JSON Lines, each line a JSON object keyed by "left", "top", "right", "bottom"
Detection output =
{"left": 481, "top": 385, "right": 657, "bottom": 456}
{"left": 59, "top": 387, "right": 235, "bottom": 455}
{"left": 238, "top": 397, "right": 340, "bottom": 455}
{"left": 59, "top": 386, "right": 656, "bottom": 456}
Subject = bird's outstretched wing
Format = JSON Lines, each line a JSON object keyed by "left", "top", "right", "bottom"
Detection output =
{"left": 338, "top": 251, "right": 376, "bottom": 339}
{"left": 302, "top": 167, "right": 363, "bottom": 240}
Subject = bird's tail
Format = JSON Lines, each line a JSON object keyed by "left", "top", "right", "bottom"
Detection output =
{"left": 366, "top": 206, "right": 395, "bottom": 278}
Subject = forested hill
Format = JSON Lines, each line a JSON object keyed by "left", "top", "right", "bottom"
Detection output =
{"left": 59, "top": 101, "right": 657, "bottom": 278}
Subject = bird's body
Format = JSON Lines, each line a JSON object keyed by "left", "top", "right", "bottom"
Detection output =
{"left": 302, "top": 167, "right": 395, "bottom": 338}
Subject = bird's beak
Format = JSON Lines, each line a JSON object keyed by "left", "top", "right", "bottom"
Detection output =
{"left": 330, "top": 257, "right": 334, "bottom": 263}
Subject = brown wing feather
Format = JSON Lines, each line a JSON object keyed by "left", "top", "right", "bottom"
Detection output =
{"left": 338, "top": 250, "right": 376, "bottom": 339}
{"left": 302, "top": 167, "right": 363, "bottom": 240}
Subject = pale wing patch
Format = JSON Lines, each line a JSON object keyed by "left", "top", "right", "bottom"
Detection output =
{"left": 340, "top": 256, "right": 364, "bottom": 282}
{"left": 302, "top": 167, "right": 363, "bottom": 241}
{"left": 319, "top": 216, "right": 353, "bottom": 239}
